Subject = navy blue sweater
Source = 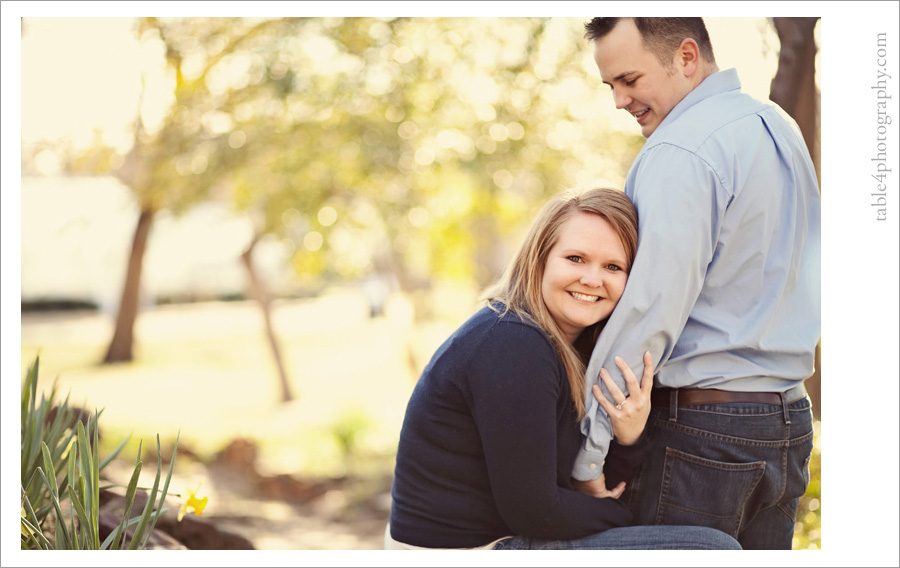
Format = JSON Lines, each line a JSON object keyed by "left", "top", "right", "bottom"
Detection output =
{"left": 389, "top": 305, "right": 643, "bottom": 548}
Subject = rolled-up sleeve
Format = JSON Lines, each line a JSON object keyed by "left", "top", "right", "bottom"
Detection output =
{"left": 573, "top": 144, "right": 727, "bottom": 480}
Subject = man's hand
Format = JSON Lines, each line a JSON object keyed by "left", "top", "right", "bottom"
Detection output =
{"left": 572, "top": 473, "right": 626, "bottom": 499}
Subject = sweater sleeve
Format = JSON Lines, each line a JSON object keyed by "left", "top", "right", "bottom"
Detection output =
{"left": 466, "top": 320, "right": 633, "bottom": 540}
{"left": 603, "top": 435, "right": 650, "bottom": 489}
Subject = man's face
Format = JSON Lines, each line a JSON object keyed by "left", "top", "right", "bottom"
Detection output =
{"left": 593, "top": 19, "right": 694, "bottom": 137}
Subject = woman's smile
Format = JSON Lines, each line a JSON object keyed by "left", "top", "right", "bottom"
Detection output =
{"left": 568, "top": 291, "right": 602, "bottom": 303}
{"left": 541, "top": 211, "right": 629, "bottom": 343}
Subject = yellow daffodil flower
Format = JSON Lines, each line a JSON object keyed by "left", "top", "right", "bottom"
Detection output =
{"left": 177, "top": 484, "right": 208, "bottom": 522}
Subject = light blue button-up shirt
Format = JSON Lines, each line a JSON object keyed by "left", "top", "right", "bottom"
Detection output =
{"left": 573, "top": 69, "right": 821, "bottom": 481}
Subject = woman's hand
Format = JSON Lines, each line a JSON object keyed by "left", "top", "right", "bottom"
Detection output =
{"left": 592, "top": 351, "right": 654, "bottom": 446}
{"left": 572, "top": 474, "right": 626, "bottom": 499}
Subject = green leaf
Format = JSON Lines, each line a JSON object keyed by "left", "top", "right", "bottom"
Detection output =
{"left": 53, "top": 507, "right": 72, "bottom": 550}
{"left": 21, "top": 490, "right": 45, "bottom": 549}
{"left": 23, "top": 399, "right": 47, "bottom": 494}
{"left": 76, "top": 420, "right": 94, "bottom": 530}
{"left": 70, "top": 513, "right": 80, "bottom": 550}
{"left": 111, "top": 460, "right": 143, "bottom": 550}
{"left": 128, "top": 440, "right": 162, "bottom": 550}
{"left": 66, "top": 485, "right": 93, "bottom": 548}
{"left": 66, "top": 441, "right": 78, "bottom": 497}
{"left": 21, "top": 468, "right": 41, "bottom": 502}
{"left": 40, "top": 443, "right": 59, "bottom": 498}
{"left": 25, "top": 356, "right": 40, "bottom": 426}
{"left": 39, "top": 443, "right": 74, "bottom": 550}
{"left": 100, "top": 514, "right": 146, "bottom": 550}
{"left": 45, "top": 401, "right": 79, "bottom": 480}
{"left": 91, "top": 411, "right": 101, "bottom": 549}
{"left": 99, "top": 433, "right": 133, "bottom": 471}
{"left": 20, "top": 515, "right": 51, "bottom": 550}
{"left": 141, "top": 432, "right": 179, "bottom": 549}
{"left": 20, "top": 358, "right": 36, "bottom": 478}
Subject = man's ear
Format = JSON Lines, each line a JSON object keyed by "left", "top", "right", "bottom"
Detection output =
{"left": 675, "top": 38, "right": 701, "bottom": 77}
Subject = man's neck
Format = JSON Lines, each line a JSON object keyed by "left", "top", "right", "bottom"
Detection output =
{"left": 691, "top": 62, "right": 720, "bottom": 90}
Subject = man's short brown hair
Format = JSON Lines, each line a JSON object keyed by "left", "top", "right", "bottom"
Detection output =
{"left": 584, "top": 17, "right": 716, "bottom": 67}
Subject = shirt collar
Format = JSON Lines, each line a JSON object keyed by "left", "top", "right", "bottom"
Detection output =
{"left": 649, "top": 68, "right": 742, "bottom": 141}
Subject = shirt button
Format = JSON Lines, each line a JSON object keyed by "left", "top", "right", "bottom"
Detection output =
{"left": 589, "top": 463, "right": 597, "bottom": 470}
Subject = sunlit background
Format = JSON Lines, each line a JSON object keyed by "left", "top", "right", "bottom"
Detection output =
{"left": 14, "top": 14, "right": 817, "bottom": 553}
{"left": 19, "top": 18, "right": 785, "bottom": 306}
{"left": 5, "top": 9, "right": 861, "bottom": 560}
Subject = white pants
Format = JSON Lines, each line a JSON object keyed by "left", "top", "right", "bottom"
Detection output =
{"left": 383, "top": 524, "right": 510, "bottom": 550}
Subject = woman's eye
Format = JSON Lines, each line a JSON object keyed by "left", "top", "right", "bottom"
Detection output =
{"left": 625, "top": 78, "right": 637, "bottom": 87}
{"left": 606, "top": 264, "right": 622, "bottom": 272}
{"left": 566, "top": 255, "right": 584, "bottom": 263}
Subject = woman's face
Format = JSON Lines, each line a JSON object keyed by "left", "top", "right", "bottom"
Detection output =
{"left": 541, "top": 212, "right": 629, "bottom": 343}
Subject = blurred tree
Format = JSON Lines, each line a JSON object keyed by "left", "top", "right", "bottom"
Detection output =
{"left": 101, "top": 17, "right": 644, "bottom": 398}
{"left": 103, "top": 17, "right": 305, "bottom": 404}
{"left": 230, "top": 17, "right": 643, "bottom": 305}
{"left": 769, "top": 17, "right": 821, "bottom": 419}
{"left": 21, "top": 133, "right": 117, "bottom": 177}
{"left": 770, "top": 17, "right": 820, "bottom": 183}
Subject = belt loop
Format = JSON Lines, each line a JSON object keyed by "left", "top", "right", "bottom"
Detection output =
{"left": 669, "top": 389, "right": 678, "bottom": 422}
{"left": 780, "top": 391, "right": 791, "bottom": 424}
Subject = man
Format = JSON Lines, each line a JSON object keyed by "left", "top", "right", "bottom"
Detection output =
{"left": 572, "top": 18, "right": 821, "bottom": 550}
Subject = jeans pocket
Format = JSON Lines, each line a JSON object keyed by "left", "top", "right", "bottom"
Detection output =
{"left": 657, "top": 447, "right": 766, "bottom": 538}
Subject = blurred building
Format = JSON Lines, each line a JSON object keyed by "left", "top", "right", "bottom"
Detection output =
{"left": 21, "top": 176, "right": 292, "bottom": 313}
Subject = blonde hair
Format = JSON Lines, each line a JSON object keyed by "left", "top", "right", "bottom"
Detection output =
{"left": 483, "top": 187, "right": 638, "bottom": 420}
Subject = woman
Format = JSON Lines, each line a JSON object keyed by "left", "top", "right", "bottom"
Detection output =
{"left": 386, "top": 187, "right": 740, "bottom": 550}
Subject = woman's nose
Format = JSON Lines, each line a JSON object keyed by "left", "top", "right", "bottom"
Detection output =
{"left": 580, "top": 270, "right": 605, "bottom": 288}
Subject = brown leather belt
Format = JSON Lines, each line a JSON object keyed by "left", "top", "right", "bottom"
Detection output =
{"left": 651, "top": 383, "right": 808, "bottom": 407}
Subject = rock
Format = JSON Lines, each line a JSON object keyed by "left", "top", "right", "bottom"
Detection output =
{"left": 210, "top": 438, "right": 348, "bottom": 504}
{"left": 98, "top": 488, "right": 254, "bottom": 550}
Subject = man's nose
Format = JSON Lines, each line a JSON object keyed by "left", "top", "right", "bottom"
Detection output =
{"left": 613, "top": 88, "right": 631, "bottom": 110}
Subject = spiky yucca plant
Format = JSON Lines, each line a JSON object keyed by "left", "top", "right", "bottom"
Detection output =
{"left": 20, "top": 356, "right": 179, "bottom": 549}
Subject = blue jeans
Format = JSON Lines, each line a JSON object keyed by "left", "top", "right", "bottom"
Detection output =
{"left": 493, "top": 525, "right": 741, "bottom": 550}
{"left": 623, "top": 393, "right": 814, "bottom": 550}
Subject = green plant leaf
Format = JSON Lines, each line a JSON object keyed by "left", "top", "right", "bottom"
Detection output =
{"left": 23, "top": 398, "right": 47, "bottom": 495}
{"left": 20, "top": 514, "right": 51, "bottom": 550}
{"left": 76, "top": 421, "right": 94, "bottom": 530}
{"left": 20, "top": 358, "right": 37, "bottom": 480}
{"left": 52, "top": 504, "right": 73, "bottom": 550}
{"left": 40, "top": 443, "right": 59, "bottom": 498}
{"left": 111, "top": 460, "right": 143, "bottom": 550}
{"left": 66, "top": 440, "right": 78, "bottom": 497}
{"left": 21, "top": 468, "right": 41, "bottom": 503}
{"left": 22, "top": 356, "right": 39, "bottom": 425}
{"left": 141, "top": 432, "right": 179, "bottom": 549}
{"left": 91, "top": 411, "right": 101, "bottom": 549}
{"left": 21, "top": 490, "right": 46, "bottom": 550}
{"left": 70, "top": 514, "right": 80, "bottom": 550}
{"left": 100, "top": 513, "right": 147, "bottom": 551}
{"left": 67, "top": 484, "right": 93, "bottom": 548}
{"left": 99, "top": 433, "right": 133, "bottom": 471}
{"left": 39, "top": 443, "right": 74, "bottom": 550}
{"left": 128, "top": 439, "right": 162, "bottom": 550}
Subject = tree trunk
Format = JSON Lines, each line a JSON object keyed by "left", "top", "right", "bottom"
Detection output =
{"left": 104, "top": 207, "right": 154, "bottom": 363}
{"left": 770, "top": 17, "right": 821, "bottom": 183}
{"left": 808, "top": 342, "right": 821, "bottom": 419}
{"left": 770, "top": 17, "right": 821, "bottom": 419}
{"left": 241, "top": 238, "right": 294, "bottom": 403}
